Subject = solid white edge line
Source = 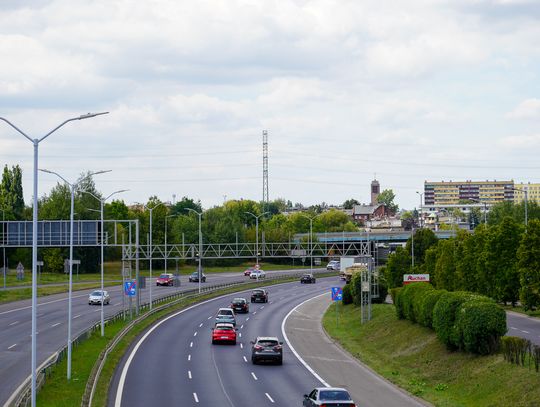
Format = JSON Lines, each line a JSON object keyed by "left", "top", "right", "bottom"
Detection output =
{"left": 265, "top": 392, "right": 275, "bottom": 403}
{"left": 281, "top": 291, "right": 330, "bottom": 387}
{"left": 114, "top": 278, "right": 323, "bottom": 406}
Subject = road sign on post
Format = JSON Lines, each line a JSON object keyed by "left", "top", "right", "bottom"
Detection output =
{"left": 124, "top": 280, "right": 137, "bottom": 297}
{"left": 331, "top": 287, "right": 343, "bottom": 301}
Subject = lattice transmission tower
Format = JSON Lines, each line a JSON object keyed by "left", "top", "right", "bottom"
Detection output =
{"left": 262, "top": 130, "right": 269, "bottom": 214}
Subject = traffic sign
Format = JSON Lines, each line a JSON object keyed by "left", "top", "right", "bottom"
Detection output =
{"left": 331, "top": 287, "right": 343, "bottom": 301}
{"left": 124, "top": 281, "right": 137, "bottom": 297}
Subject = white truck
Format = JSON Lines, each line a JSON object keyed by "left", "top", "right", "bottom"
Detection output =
{"left": 339, "top": 257, "right": 357, "bottom": 280}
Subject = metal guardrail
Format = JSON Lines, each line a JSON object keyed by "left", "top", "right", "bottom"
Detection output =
{"left": 8, "top": 269, "right": 331, "bottom": 407}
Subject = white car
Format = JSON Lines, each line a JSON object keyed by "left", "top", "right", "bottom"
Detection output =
{"left": 303, "top": 387, "right": 356, "bottom": 406}
{"left": 327, "top": 260, "right": 340, "bottom": 271}
{"left": 250, "top": 270, "right": 266, "bottom": 279}
{"left": 88, "top": 290, "right": 110, "bottom": 305}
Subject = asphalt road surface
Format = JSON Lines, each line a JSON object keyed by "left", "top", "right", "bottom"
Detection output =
{"left": 110, "top": 277, "right": 424, "bottom": 407}
{"left": 0, "top": 268, "right": 322, "bottom": 406}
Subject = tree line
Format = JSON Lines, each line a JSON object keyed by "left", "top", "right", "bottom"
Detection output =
{"left": 384, "top": 200, "right": 540, "bottom": 310}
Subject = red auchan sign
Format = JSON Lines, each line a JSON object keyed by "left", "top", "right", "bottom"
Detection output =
{"left": 403, "top": 274, "right": 430, "bottom": 285}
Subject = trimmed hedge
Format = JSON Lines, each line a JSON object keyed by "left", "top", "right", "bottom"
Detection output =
{"left": 394, "top": 287, "right": 507, "bottom": 355}
{"left": 400, "top": 282, "right": 433, "bottom": 323}
{"left": 372, "top": 275, "right": 388, "bottom": 304}
{"left": 455, "top": 300, "right": 507, "bottom": 355}
{"left": 342, "top": 283, "right": 353, "bottom": 305}
{"left": 417, "top": 289, "right": 446, "bottom": 328}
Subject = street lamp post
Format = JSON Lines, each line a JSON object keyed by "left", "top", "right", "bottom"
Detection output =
{"left": 468, "top": 198, "right": 488, "bottom": 224}
{"left": 186, "top": 208, "right": 203, "bottom": 293}
{"left": 140, "top": 202, "right": 164, "bottom": 310}
{"left": 40, "top": 169, "right": 110, "bottom": 380}
{"left": 245, "top": 211, "right": 269, "bottom": 269}
{"left": 83, "top": 189, "right": 128, "bottom": 336}
{"left": 300, "top": 213, "right": 322, "bottom": 273}
{"left": 0, "top": 112, "right": 107, "bottom": 406}
{"left": 165, "top": 214, "right": 178, "bottom": 273}
{"left": 416, "top": 192, "right": 424, "bottom": 228}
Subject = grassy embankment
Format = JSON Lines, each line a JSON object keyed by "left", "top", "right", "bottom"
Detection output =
{"left": 323, "top": 302, "right": 540, "bottom": 407}
{"left": 36, "top": 274, "right": 335, "bottom": 406}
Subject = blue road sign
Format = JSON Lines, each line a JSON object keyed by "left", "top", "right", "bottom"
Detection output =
{"left": 124, "top": 281, "right": 137, "bottom": 297}
{"left": 331, "top": 287, "right": 343, "bottom": 301}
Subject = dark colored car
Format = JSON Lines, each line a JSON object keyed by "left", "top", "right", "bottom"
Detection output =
{"left": 303, "top": 387, "right": 356, "bottom": 406}
{"left": 189, "top": 271, "right": 206, "bottom": 282}
{"left": 230, "top": 297, "right": 249, "bottom": 313}
{"left": 300, "top": 273, "right": 316, "bottom": 284}
{"left": 211, "top": 323, "right": 237, "bottom": 345}
{"left": 244, "top": 267, "right": 255, "bottom": 276}
{"left": 156, "top": 273, "right": 174, "bottom": 286}
{"left": 250, "top": 336, "right": 283, "bottom": 365}
{"left": 251, "top": 289, "right": 268, "bottom": 303}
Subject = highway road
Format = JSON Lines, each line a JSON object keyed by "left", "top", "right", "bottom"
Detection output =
{"left": 110, "top": 277, "right": 423, "bottom": 407}
{"left": 0, "top": 268, "right": 321, "bottom": 406}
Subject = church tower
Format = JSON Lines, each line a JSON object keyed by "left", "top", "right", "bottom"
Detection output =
{"left": 371, "top": 178, "right": 380, "bottom": 205}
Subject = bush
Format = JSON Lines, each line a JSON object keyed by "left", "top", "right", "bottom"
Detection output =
{"left": 455, "top": 300, "right": 507, "bottom": 354}
{"left": 400, "top": 282, "right": 433, "bottom": 323}
{"left": 350, "top": 273, "right": 363, "bottom": 306}
{"left": 392, "top": 287, "right": 405, "bottom": 319}
{"left": 417, "top": 289, "right": 446, "bottom": 328}
{"left": 372, "top": 274, "right": 389, "bottom": 304}
{"left": 433, "top": 291, "right": 474, "bottom": 350}
{"left": 501, "top": 336, "right": 531, "bottom": 366}
{"left": 342, "top": 283, "right": 353, "bottom": 305}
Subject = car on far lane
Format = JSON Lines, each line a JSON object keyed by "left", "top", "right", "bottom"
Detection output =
{"left": 230, "top": 297, "right": 249, "bottom": 313}
{"left": 156, "top": 273, "right": 174, "bottom": 286}
{"left": 300, "top": 273, "right": 316, "bottom": 284}
{"left": 250, "top": 269, "right": 266, "bottom": 279}
{"left": 251, "top": 289, "right": 268, "bottom": 303}
{"left": 251, "top": 336, "right": 283, "bottom": 365}
{"left": 211, "top": 323, "right": 237, "bottom": 345}
{"left": 327, "top": 260, "right": 340, "bottom": 271}
{"left": 88, "top": 290, "right": 110, "bottom": 305}
{"left": 215, "top": 307, "right": 236, "bottom": 326}
{"left": 303, "top": 387, "right": 356, "bottom": 406}
{"left": 189, "top": 271, "right": 206, "bottom": 282}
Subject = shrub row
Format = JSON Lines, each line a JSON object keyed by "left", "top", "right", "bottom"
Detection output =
{"left": 348, "top": 271, "right": 388, "bottom": 306}
{"left": 501, "top": 336, "right": 540, "bottom": 372}
{"left": 394, "top": 283, "right": 507, "bottom": 355}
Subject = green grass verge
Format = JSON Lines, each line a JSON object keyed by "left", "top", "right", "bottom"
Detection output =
{"left": 37, "top": 273, "right": 336, "bottom": 406}
{"left": 502, "top": 305, "right": 540, "bottom": 318}
{"left": 323, "top": 303, "right": 540, "bottom": 407}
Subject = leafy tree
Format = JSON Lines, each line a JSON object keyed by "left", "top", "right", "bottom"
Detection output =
{"left": 377, "top": 189, "right": 398, "bottom": 213}
{"left": 468, "top": 207, "right": 482, "bottom": 229}
{"left": 42, "top": 248, "right": 64, "bottom": 273}
{"left": 343, "top": 198, "right": 360, "bottom": 209}
{"left": 0, "top": 165, "right": 25, "bottom": 220}
{"left": 169, "top": 196, "right": 202, "bottom": 217}
{"left": 405, "top": 228, "right": 438, "bottom": 267}
{"left": 434, "top": 239, "right": 457, "bottom": 291}
{"left": 518, "top": 219, "right": 540, "bottom": 310}
{"left": 485, "top": 217, "right": 523, "bottom": 304}
{"left": 385, "top": 246, "right": 411, "bottom": 288}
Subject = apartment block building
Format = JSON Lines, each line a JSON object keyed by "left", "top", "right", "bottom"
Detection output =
{"left": 424, "top": 180, "right": 514, "bottom": 205}
{"left": 514, "top": 182, "right": 540, "bottom": 204}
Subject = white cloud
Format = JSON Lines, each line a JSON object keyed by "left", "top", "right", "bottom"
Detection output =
{"left": 499, "top": 134, "right": 540, "bottom": 148}
{"left": 506, "top": 98, "right": 540, "bottom": 119}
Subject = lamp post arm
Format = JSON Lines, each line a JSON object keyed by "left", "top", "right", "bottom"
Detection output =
{"left": 0, "top": 117, "right": 32, "bottom": 142}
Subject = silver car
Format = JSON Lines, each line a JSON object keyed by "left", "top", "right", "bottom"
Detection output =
{"left": 303, "top": 387, "right": 356, "bottom": 406}
{"left": 88, "top": 290, "right": 110, "bottom": 305}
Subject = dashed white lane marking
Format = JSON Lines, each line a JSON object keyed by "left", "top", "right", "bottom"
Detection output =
{"left": 239, "top": 333, "right": 242, "bottom": 338}
{"left": 522, "top": 330, "right": 530, "bottom": 334}
{"left": 194, "top": 332, "right": 198, "bottom": 337}
{"left": 265, "top": 393, "right": 275, "bottom": 403}
{"left": 240, "top": 343, "right": 243, "bottom": 349}
{"left": 510, "top": 327, "right": 517, "bottom": 330}
{"left": 269, "top": 301, "right": 273, "bottom": 304}
{"left": 114, "top": 302, "right": 121, "bottom": 306}
{"left": 253, "top": 311, "right": 257, "bottom": 315}
{"left": 208, "top": 316, "right": 212, "bottom": 320}
{"left": 251, "top": 372, "right": 258, "bottom": 380}
{"left": 240, "top": 324, "right": 244, "bottom": 329}
{"left": 9, "top": 321, "right": 19, "bottom": 326}
{"left": 51, "top": 323, "right": 61, "bottom": 327}
{"left": 188, "top": 370, "right": 192, "bottom": 379}
{"left": 73, "top": 314, "right": 81, "bottom": 319}
{"left": 243, "top": 356, "right": 248, "bottom": 362}
{"left": 199, "top": 323, "right": 203, "bottom": 328}
{"left": 188, "top": 354, "right": 191, "bottom": 361}
{"left": 246, "top": 317, "right": 250, "bottom": 321}
{"left": 193, "top": 393, "right": 199, "bottom": 403}
{"left": 190, "top": 342, "right": 193, "bottom": 348}
{"left": 261, "top": 306, "right": 265, "bottom": 309}
{"left": 8, "top": 344, "right": 17, "bottom": 350}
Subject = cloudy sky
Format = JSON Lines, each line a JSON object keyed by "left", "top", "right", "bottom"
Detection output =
{"left": 0, "top": 0, "right": 539, "bottom": 210}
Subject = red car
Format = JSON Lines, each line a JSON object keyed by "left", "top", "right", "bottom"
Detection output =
{"left": 156, "top": 273, "right": 174, "bottom": 286}
{"left": 212, "top": 323, "right": 237, "bottom": 345}
{"left": 244, "top": 267, "right": 255, "bottom": 276}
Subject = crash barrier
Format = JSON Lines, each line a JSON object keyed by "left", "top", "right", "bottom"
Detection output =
{"left": 8, "top": 269, "right": 331, "bottom": 407}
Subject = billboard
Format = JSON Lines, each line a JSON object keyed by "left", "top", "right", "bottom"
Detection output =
{"left": 403, "top": 274, "right": 430, "bottom": 285}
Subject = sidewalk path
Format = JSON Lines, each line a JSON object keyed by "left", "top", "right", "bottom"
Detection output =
{"left": 284, "top": 294, "right": 429, "bottom": 407}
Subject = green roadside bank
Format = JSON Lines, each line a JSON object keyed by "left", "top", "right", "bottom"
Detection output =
{"left": 35, "top": 273, "right": 336, "bottom": 407}
{"left": 322, "top": 302, "right": 540, "bottom": 407}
